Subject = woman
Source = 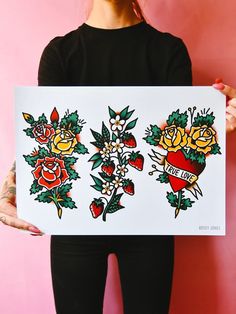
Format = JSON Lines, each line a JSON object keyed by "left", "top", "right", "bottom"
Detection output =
{"left": 0, "top": 1, "right": 236, "bottom": 313}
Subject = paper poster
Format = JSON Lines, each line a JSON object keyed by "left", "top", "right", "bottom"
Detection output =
{"left": 15, "top": 86, "right": 226, "bottom": 235}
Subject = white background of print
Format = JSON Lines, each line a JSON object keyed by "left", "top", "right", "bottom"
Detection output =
{"left": 15, "top": 86, "right": 225, "bottom": 235}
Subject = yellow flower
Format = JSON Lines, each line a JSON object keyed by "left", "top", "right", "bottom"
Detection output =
{"left": 187, "top": 125, "right": 216, "bottom": 154}
{"left": 51, "top": 129, "right": 77, "bottom": 155}
{"left": 159, "top": 124, "right": 187, "bottom": 152}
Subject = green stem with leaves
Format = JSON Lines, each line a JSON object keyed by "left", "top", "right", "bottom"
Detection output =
{"left": 175, "top": 190, "right": 183, "bottom": 219}
{"left": 51, "top": 189, "right": 63, "bottom": 219}
{"left": 102, "top": 188, "right": 117, "bottom": 222}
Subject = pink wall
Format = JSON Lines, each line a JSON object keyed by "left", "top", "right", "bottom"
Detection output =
{"left": 0, "top": 1, "right": 235, "bottom": 313}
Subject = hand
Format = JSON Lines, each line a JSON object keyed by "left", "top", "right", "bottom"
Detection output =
{"left": 0, "top": 162, "right": 43, "bottom": 236}
{"left": 212, "top": 80, "right": 236, "bottom": 133}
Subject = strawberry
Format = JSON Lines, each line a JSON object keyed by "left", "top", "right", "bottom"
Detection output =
{"left": 122, "top": 179, "right": 135, "bottom": 195}
{"left": 122, "top": 132, "right": 137, "bottom": 148}
{"left": 89, "top": 198, "right": 105, "bottom": 218}
{"left": 101, "top": 160, "right": 115, "bottom": 176}
{"left": 128, "top": 151, "right": 144, "bottom": 171}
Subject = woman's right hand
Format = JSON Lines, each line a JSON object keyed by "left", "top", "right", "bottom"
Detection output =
{"left": 0, "top": 162, "right": 43, "bottom": 235}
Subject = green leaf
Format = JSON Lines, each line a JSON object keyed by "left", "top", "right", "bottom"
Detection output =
{"left": 108, "top": 106, "right": 116, "bottom": 119}
{"left": 106, "top": 193, "right": 124, "bottom": 213}
{"left": 91, "top": 129, "right": 105, "bottom": 146}
{"left": 52, "top": 121, "right": 58, "bottom": 129}
{"left": 125, "top": 110, "right": 135, "bottom": 120}
{"left": 66, "top": 111, "right": 78, "bottom": 125}
{"left": 193, "top": 113, "right": 215, "bottom": 127}
{"left": 120, "top": 106, "right": 129, "bottom": 119}
{"left": 89, "top": 153, "right": 101, "bottom": 162}
{"left": 112, "top": 133, "right": 117, "bottom": 141}
{"left": 99, "top": 172, "right": 115, "bottom": 182}
{"left": 35, "top": 191, "right": 52, "bottom": 203}
{"left": 38, "top": 113, "right": 48, "bottom": 124}
{"left": 23, "top": 154, "right": 39, "bottom": 167}
{"left": 167, "top": 110, "right": 188, "bottom": 128}
{"left": 189, "top": 152, "right": 197, "bottom": 161}
{"left": 30, "top": 180, "right": 43, "bottom": 194}
{"left": 157, "top": 172, "right": 169, "bottom": 184}
{"left": 74, "top": 142, "right": 88, "bottom": 154}
{"left": 38, "top": 147, "right": 50, "bottom": 158}
{"left": 204, "top": 113, "right": 215, "bottom": 126}
{"left": 64, "top": 157, "right": 78, "bottom": 167}
{"left": 72, "top": 125, "right": 82, "bottom": 134}
{"left": 91, "top": 175, "right": 103, "bottom": 187}
{"left": 92, "top": 158, "right": 103, "bottom": 170}
{"left": 23, "top": 128, "right": 34, "bottom": 138}
{"left": 68, "top": 168, "right": 80, "bottom": 180}
{"left": 58, "top": 183, "right": 72, "bottom": 197}
{"left": 180, "top": 198, "right": 194, "bottom": 210}
{"left": 59, "top": 196, "right": 77, "bottom": 209}
{"left": 92, "top": 185, "right": 103, "bottom": 192}
{"left": 124, "top": 118, "right": 138, "bottom": 131}
{"left": 178, "top": 111, "right": 188, "bottom": 128}
{"left": 197, "top": 153, "right": 206, "bottom": 165}
{"left": 102, "top": 122, "right": 110, "bottom": 142}
{"left": 166, "top": 192, "right": 178, "bottom": 207}
{"left": 151, "top": 125, "right": 162, "bottom": 137}
{"left": 143, "top": 135, "right": 158, "bottom": 146}
{"left": 167, "top": 110, "right": 180, "bottom": 126}
{"left": 90, "top": 141, "right": 104, "bottom": 149}
{"left": 210, "top": 143, "right": 221, "bottom": 155}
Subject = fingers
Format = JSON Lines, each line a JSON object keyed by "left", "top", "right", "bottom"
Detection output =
{"left": 226, "top": 112, "right": 236, "bottom": 132}
{"left": 0, "top": 212, "right": 42, "bottom": 234}
{"left": 213, "top": 82, "right": 236, "bottom": 98}
{"left": 228, "top": 98, "right": 236, "bottom": 108}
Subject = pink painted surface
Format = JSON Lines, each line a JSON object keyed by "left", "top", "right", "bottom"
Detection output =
{"left": 0, "top": 1, "right": 235, "bottom": 313}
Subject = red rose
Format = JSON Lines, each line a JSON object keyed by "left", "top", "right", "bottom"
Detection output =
{"left": 32, "top": 157, "right": 69, "bottom": 190}
{"left": 32, "top": 124, "right": 55, "bottom": 144}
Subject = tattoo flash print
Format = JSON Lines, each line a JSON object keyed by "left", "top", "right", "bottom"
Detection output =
{"left": 89, "top": 106, "right": 144, "bottom": 221}
{"left": 22, "top": 108, "right": 88, "bottom": 219}
{"left": 144, "top": 107, "right": 221, "bottom": 218}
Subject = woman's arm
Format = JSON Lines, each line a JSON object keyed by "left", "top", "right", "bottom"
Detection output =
{"left": 0, "top": 162, "right": 43, "bottom": 234}
{"left": 213, "top": 82, "right": 236, "bottom": 133}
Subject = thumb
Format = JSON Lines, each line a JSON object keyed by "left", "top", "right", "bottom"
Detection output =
{"left": 213, "top": 83, "right": 236, "bottom": 98}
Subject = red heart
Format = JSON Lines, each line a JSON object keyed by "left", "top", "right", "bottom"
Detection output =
{"left": 166, "top": 150, "right": 205, "bottom": 192}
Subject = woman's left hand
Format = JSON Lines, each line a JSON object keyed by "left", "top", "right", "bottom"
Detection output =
{"left": 213, "top": 81, "right": 236, "bottom": 133}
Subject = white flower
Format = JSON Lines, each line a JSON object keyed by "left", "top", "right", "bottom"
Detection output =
{"left": 116, "top": 165, "right": 128, "bottom": 177}
{"left": 110, "top": 115, "right": 125, "bottom": 131}
{"left": 102, "top": 182, "right": 114, "bottom": 195}
{"left": 104, "top": 141, "right": 113, "bottom": 151}
{"left": 112, "top": 176, "right": 123, "bottom": 188}
{"left": 100, "top": 147, "right": 110, "bottom": 159}
{"left": 112, "top": 139, "right": 124, "bottom": 153}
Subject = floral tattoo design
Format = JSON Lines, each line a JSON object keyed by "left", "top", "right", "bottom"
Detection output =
{"left": 23, "top": 108, "right": 88, "bottom": 219}
{"left": 89, "top": 106, "right": 144, "bottom": 221}
{"left": 144, "top": 108, "right": 221, "bottom": 218}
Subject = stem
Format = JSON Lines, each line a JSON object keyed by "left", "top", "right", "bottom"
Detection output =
{"left": 100, "top": 197, "right": 109, "bottom": 205}
{"left": 51, "top": 189, "right": 63, "bottom": 219}
{"left": 102, "top": 188, "right": 117, "bottom": 222}
{"left": 175, "top": 190, "right": 182, "bottom": 218}
{"left": 120, "top": 151, "right": 131, "bottom": 159}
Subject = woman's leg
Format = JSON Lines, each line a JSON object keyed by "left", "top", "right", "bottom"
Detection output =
{"left": 50, "top": 235, "right": 109, "bottom": 314}
{"left": 115, "top": 235, "right": 174, "bottom": 314}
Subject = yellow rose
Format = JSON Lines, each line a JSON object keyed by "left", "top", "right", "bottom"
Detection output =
{"left": 159, "top": 124, "right": 187, "bottom": 152}
{"left": 187, "top": 125, "right": 216, "bottom": 154}
{"left": 51, "top": 129, "right": 77, "bottom": 155}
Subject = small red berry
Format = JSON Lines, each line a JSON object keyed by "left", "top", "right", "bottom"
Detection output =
{"left": 89, "top": 198, "right": 105, "bottom": 218}
{"left": 128, "top": 151, "right": 144, "bottom": 171}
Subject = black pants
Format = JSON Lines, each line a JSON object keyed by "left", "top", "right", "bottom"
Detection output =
{"left": 50, "top": 235, "right": 174, "bottom": 314}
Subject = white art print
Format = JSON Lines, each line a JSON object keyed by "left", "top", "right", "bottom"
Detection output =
{"left": 15, "top": 86, "right": 226, "bottom": 235}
